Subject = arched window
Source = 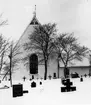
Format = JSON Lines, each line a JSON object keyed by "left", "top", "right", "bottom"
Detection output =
{"left": 29, "top": 54, "right": 38, "bottom": 74}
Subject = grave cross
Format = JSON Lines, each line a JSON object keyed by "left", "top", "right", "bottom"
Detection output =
{"left": 23, "top": 76, "right": 26, "bottom": 81}
{"left": 61, "top": 78, "right": 76, "bottom": 92}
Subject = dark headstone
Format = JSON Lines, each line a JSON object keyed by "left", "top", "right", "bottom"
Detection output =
{"left": 88, "top": 73, "right": 91, "bottom": 77}
{"left": 12, "top": 84, "right": 23, "bottom": 97}
{"left": 48, "top": 75, "right": 52, "bottom": 80}
{"left": 29, "top": 78, "right": 32, "bottom": 81}
{"left": 84, "top": 74, "right": 87, "bottom": 77}
{"left": 31, "top": 81, "right": 36, "bottom": 88}
{"left": 61, "top": 78, "right": 76, "bottom": 92}
{"left": 53, "top": 73, "right": 56, "bottom": 79}
{"left": 80, "top": 77, "right": 83, "bottom": 82}
{"left": 40, "top": 81, "right": 42, "bottom": 85}
{"left": 32, "top": 75, "right": 34, "bottom": 79}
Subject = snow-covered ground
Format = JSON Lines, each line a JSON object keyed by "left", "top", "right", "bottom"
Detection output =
{"left": 1, "top": 77, "right": 91, "bottom": 105}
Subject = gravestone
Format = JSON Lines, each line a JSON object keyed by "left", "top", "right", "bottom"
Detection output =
{"left": 61, "top": 78, "right": 76, "bottom": 92}
{"left": 12, "top": 84, "right": 28, "bottom": 98}
{"left": 84, "top": 74, "right": 87, "bottom": 77}
{"left": 80, "top": 77, "right": 83, "bottom": 82}
{"left": 48, "top": 75, "right": 52, "bottom": 80}
{"left": 53, "top": 73, "right": 56, "bottom": 79}
{"left": 40, "top": 81, "right": 42, "bottom": 85}
{"left": 29, "top": 78, "right": 32, "bottom": 81}
{"left": 32, "top": 75, "right": 34, "bottom": 79}
{"left": 13, "top": 84, "right": 23, "bottom": 97}
{"left": 88, "top": 73, "right": 91, "bottom": 77}
{"left": 31, "top": 81, "right": 36, "bottom": 88}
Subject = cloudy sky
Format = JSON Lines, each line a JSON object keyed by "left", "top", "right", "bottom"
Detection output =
{"left": 0, "top": 0, "right": 90, "bottom": 66}
{"left": 0, "top": 0, "right": 90, "bottom": 49}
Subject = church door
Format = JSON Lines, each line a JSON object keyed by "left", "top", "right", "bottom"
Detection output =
{"left": 29, "top": 54, "right": 38, "bottom": 74}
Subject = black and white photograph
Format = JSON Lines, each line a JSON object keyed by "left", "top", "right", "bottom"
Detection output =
{"left": 1, "top": 0, "right": 91, "bottom": 105}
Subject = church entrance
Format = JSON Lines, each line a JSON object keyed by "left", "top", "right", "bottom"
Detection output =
{"left": 29, "top": 54, "right": 38, "bottom": 74}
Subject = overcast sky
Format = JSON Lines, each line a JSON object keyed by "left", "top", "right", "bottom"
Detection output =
{"left": 0, "top": 0, "right": 91, "bottom": 50}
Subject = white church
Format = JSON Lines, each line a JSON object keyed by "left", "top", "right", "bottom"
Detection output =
{"left": 10, "top": 7, "right": 91, "bottom": 80}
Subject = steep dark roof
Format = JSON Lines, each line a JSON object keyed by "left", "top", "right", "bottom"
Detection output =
{"left": 30, "top": 14, "right": 40, "bottom": 25}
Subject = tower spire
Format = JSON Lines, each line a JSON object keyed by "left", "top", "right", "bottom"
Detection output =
{"left": 33, "top": 5, "right": 36, "bottom": 17}
{"left": 30, "top": 5, "right": 40, "bottom": 25}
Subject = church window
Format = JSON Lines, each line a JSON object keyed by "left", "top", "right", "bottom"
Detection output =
{"left": 29, "top": 54, "right": 38, "bottom": 74}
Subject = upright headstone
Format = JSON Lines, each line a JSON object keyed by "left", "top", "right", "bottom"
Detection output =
{"left": 80, "top": 76, "right": 83, "bottom": 82}
{"left": 32, "top": 75, "right": 34, "bottom": 79}
{"left": 40, "top": 81, "right": 42, "bottom": 85}
{"left": 29, "top": 78, "right": 32, "bottom": 81}
{"left": 13, "top": 84, "right": 23, "bottom": 97}
{"left": 84, "top": 74, "right": 87, "bottom": 78}
{"left": 12, "top": 84, "right": 28, "bottom": 98}
{"left": 48, "top": 75, "right": 52, "bottom": 80}
{"left": 31, "top": 81, "right": 36, "bottom": 88}
{"left": 53, "top": 73, "right": 56, "bottom": 79}
{"left": 88, "top": 73, "right": 91, "bottom": 77}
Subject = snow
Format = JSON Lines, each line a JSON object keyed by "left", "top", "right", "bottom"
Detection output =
{"left": 1, "top": 77, "right": 91, "bottom": 105}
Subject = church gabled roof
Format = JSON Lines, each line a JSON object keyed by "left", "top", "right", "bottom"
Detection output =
{"left": 14, "top": 5, "right": 41, "bottom": 54}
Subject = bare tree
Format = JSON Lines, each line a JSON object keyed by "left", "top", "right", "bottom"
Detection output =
{"left": 54, "top": 33, "right": 89, "bottom": 78}
{"left": 24, "top": 23, "right": 57, "bottom": 80}
{"left": 2, "top": 41, "right": 22, "bottom": 86}
{"left": 0, "top": 13, "right": 8, "bottom": 73}
{"left": 0, "top": 35, "right": 10, "bottom": 73}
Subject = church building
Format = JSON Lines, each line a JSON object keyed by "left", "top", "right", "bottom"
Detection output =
{"left": 12, "top": 6, "right": 58, "bottom": 80}
{"left": 11, "top": 6, "right": 90, "bottom": 80}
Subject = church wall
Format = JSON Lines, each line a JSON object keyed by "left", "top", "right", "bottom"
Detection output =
{"left": 11, "top": 63, "right": 90, "bottom": 80}
{"left": 59, "top": 67, "right": 90, "bottom": 77}
{"left": 69, "top": 67, "right": 89, "bottom": 76}
{"left": 12, "top": 13, "right": 90, "bottom": 80}
{"left": 12, "top": 59, "right": 58, "bottom": 80}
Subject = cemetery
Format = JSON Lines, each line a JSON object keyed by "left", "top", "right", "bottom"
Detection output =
{"left": 1, "top": 75, "right": 91, "bottom": 105}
